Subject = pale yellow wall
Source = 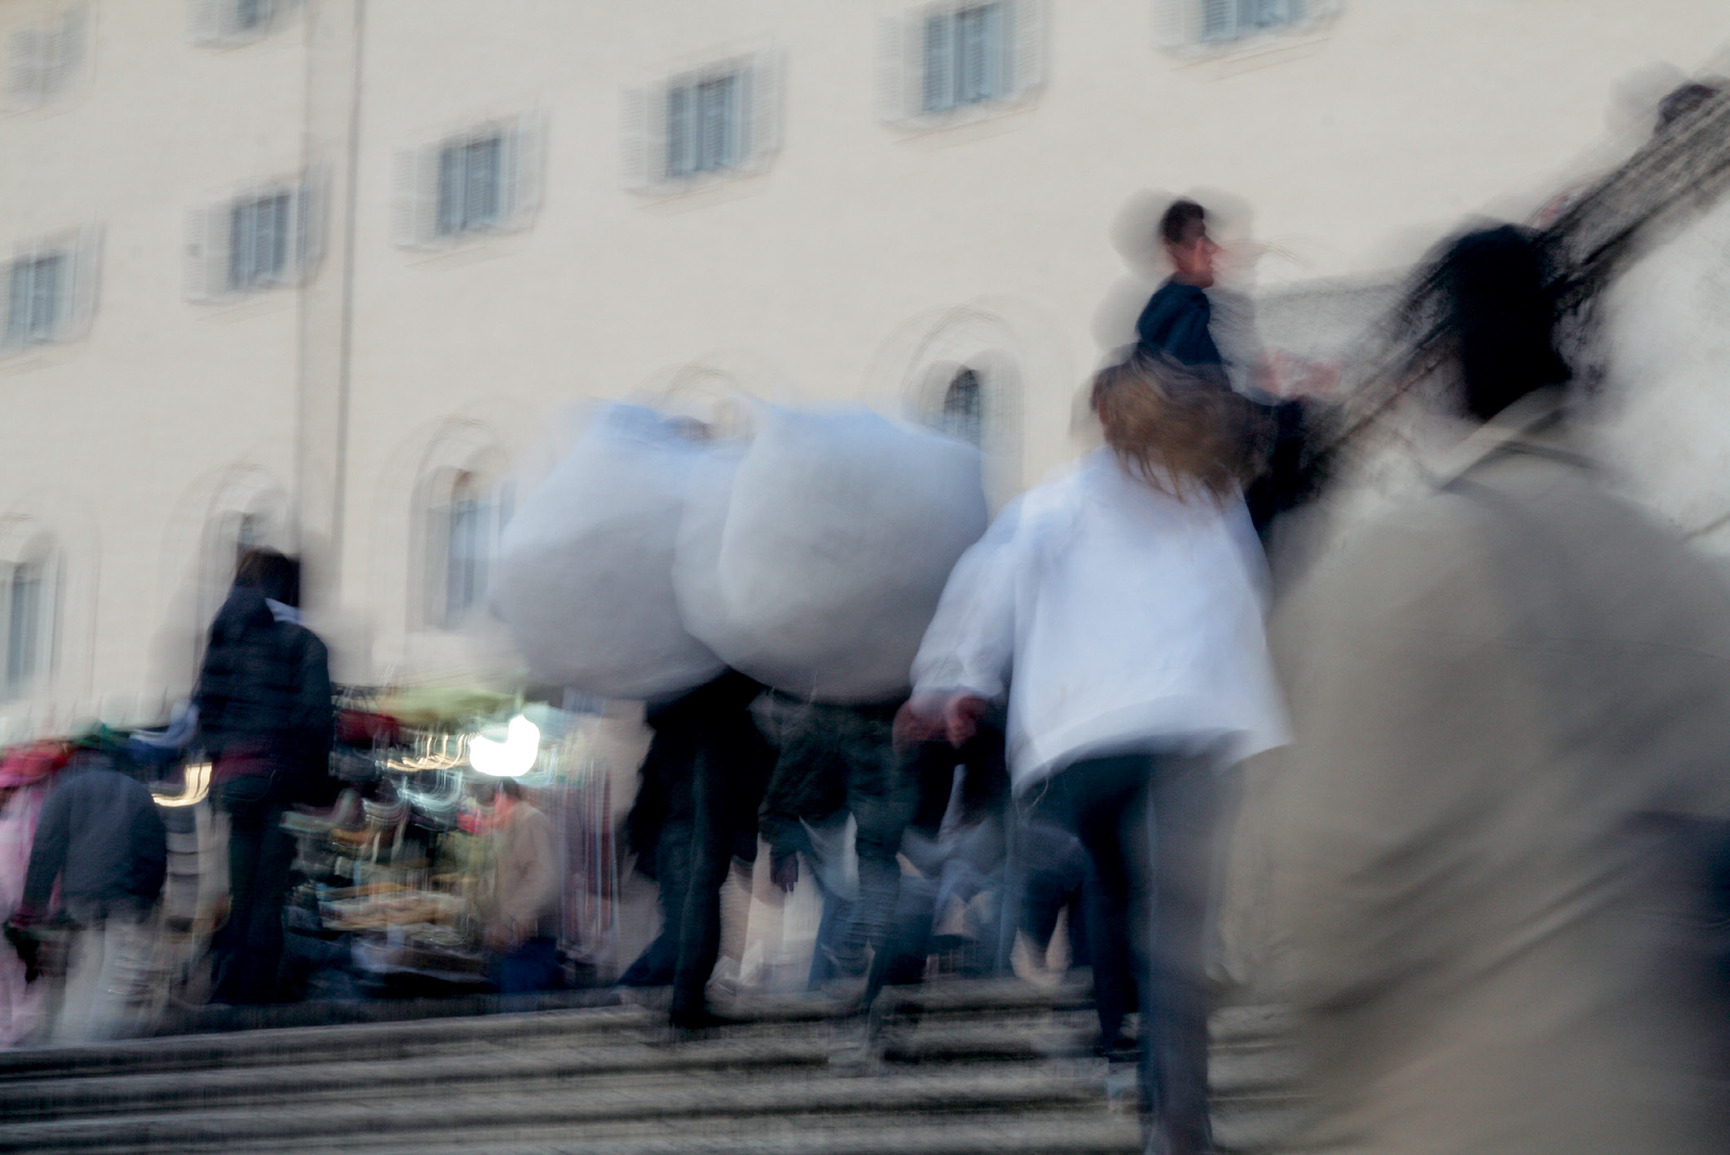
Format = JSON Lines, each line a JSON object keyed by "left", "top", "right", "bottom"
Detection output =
{"left": 0, "top": 0, "right": 1725, "bottom": 729}
{"left": 0, "top": 0, "right": 309, "bottom": 734}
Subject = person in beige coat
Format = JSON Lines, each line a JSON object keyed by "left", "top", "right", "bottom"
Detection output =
{"left": 1266, "top": 225, "right": 1730, "bottom": 1154}
{"left": 480, "top": 779, "right": 561, "bottom": 994}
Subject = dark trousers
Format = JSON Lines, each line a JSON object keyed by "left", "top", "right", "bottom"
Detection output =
{"left": 661, "top": 739, "right": 735, "bottom": 1017}
{"left": 491, "top": 936, "right": 560, "bottom": 995}
{"left": 858, "top": 731, "right": 1011, "bottom": 1003}
{"left": 214, "top": 775, "right": 295, "bottom": 1005}
{"left": 622, "top": 673, "right": 774, "bottom": 1015}
{"left": 1039, "top": 749, "right": 1220, "bottom": 1153}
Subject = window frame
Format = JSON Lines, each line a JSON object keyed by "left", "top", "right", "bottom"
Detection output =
{"left": 621, "top": 50, "right": 782, "bottom": 195}
{"left": 0, "top": 229, "right": 100, "bottom": 352}
{"left": 878, "top": 1, "right": 1044, "bottom": 130}
{"left": 1156, "top": 0, "right": 1335, "bottom": 54}
{"left": 393, "top": 113, "right": 544, "bottom": 250}
{"left": 185, "top": 174, "right": 321, "bottom": 301}
{"left": 937, "top": 366, "right": 987, "bottom": 448}
{"left": 665, "top": 70, "right": 745, "bottom": 180}
{"left": 227, "top": 190, "right": 293, "bottom": 292}
{"left": 188, "top": 0, "right": 296, "bottom": 47}
{"left": 4, "top": 5, "right": 89, "bottom": 113}
{"left": 5, "top": 252, "right": 66, "bottom": 347}
{"left": 417, "top": 465, "right": 511, "bottom": 633}
{"left": 1, "top": 545, "right": 59, "bottom": 702}
{"left": 921, "top": 3, "right": 1010, "bottom": 115}
{"left": 435, "top": 132, "right": 506, "bottom": 238}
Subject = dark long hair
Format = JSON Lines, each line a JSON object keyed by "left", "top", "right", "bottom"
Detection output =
{"left": 1405, "top": 224, "right": 1571, "bottom": 421}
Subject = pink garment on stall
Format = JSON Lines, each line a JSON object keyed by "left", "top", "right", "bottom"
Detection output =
{"left": 0, "top": 781, "right": 51, "bottom": 1047}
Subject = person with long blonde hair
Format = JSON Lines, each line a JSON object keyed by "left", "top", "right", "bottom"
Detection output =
{"left": 900, "top": 353, "right": 1287, "bottom": 1155}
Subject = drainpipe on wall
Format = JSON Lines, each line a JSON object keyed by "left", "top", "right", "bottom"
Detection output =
{"left": 294, "top": 0, "right": 365, "bottom": 620}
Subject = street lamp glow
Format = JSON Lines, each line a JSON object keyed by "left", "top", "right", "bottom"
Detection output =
{"left": 468, "top": 714, "right": 540, "bottom": 778}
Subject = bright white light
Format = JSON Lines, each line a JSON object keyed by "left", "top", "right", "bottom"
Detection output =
{"left": 152, "top": 761, "right": 211, "bottom": 808}
{"left": 468, "top": 714, "right": 540, "bottom": 778}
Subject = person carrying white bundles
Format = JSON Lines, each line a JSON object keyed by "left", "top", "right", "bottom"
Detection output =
{"left": 898, "top": 354, "right": 1288, "bottom": 1155}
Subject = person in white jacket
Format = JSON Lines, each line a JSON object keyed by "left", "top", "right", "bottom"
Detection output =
{"left": 899, "top": 354, "right": 1288, "bottom": 1155}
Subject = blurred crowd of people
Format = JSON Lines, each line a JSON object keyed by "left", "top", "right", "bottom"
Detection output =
{"left": 5, "top": 81, "right": 1730, "bottom": 1155}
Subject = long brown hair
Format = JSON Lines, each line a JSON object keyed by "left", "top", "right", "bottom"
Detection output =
{"left": 1089, "top": 354, "right": 1259, "bottom": 503}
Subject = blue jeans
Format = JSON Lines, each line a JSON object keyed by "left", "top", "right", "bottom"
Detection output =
{"left": 1036, "top": 748, "right": 1221, "bottom": 1152}
{"left": 491, "top": 936, "right": 560, "bottom": 995}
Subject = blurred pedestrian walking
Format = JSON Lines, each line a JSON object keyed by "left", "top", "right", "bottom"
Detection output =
{"left": 17, "top": 745, "right": 166, "bottom": 1042}
{"left": 1269, "top": 224, "right": 1730, "bottom": 1154}
{"left": 904, "top": 354, "right": 1288, "bottom": 1154}
{"left": 195, "top": 548, "right": 334, "bottom": 1005}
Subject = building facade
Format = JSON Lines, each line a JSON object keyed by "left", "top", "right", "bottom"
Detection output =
{"left": 0, "top": 0, "right": 1724, "bottom": 734}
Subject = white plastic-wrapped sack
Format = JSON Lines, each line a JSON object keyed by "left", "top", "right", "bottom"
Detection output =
{"left": 490, "top": 404, "right": 725, "bottom": 700}
{"left": 675, "top": 407, "right": 989, "bottom": 702}
{"left": 1599, "top": 195, "right": 1730, "bottom": 543}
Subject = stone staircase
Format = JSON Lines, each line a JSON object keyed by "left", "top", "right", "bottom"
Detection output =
{"left": 0, "top": 980, "right": 1149, "bottom": 1155}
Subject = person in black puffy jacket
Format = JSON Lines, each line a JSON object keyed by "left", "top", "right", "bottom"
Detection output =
{"left": 195, "top": 548, "right": 333, "bottom": 1004}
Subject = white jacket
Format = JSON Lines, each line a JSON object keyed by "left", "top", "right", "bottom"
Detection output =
{"left": 912, "top": 449, "right": 1289, "bottom": 793}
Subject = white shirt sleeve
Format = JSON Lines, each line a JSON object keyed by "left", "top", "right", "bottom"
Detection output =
{"left": 911, "top": 499, "right": 1025, "bottom": 702}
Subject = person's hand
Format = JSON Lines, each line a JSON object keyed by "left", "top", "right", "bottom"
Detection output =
{"left": 893, "top": 696, "right": 947, "bottom": 750}
{"left": 942, "top": 695, "right": 989, "bottom": 748}
{"left": 771, "top": 853, "right": 799, "bottom": 894}
{"left": 484, "top": 922, "right": 519, "bottom": 952}
{"left": 896, "top": 693, "right": 987, "bottom": 749}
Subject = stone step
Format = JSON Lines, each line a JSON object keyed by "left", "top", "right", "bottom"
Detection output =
{"left": 0, "top": 1015, "right": 1100, "bottom": 1122}
{"left": 0, "top": 980, "right": 1089, "bottom": 1082}
{"left": 269, "top": 1114, "right": 1145, "bottom": 1155}
{"left": 0, "top": 1009, "right": 1095, "bottom": 1113}
{"left": 0, "top": 980, "right": 1138, "bottom": 1155}
{"left": 0, "top": 1067, "right": 1118, "bottom": 1154}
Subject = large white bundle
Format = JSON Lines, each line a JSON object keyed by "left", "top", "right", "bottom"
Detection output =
{"left": 490, "top": 404, "right": 725, "bottom": 700}
{"left": 676, "top": 407, "right": 989, "bottom": 703}
{"left": 1600, "top": 195, "right": 1730, "bottom": 540}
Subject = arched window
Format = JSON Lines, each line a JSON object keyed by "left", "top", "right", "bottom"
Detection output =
{"left": 3, "top": 541, "right": 58, "bottom": 700}
{"left": 423, "top": 468, "right": 511, "bottom": 630}
{"left": 195, "top": 505, "right": 276, "bottom": 648}
{"left": 938, "top": 366, "right": 985, "bottom": 447}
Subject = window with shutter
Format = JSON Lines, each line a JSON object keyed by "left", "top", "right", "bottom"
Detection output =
{"left": 436, "top": 134, "right": 502, "bottom": 236}
{"left": 2, "top": 545, "right": 57, "bottom": 700}
{"left": 4, "top": 252, "right": 67, "bottom": 346}
{"left": 233, "top": 0, "right": 271, "bottom": 32}
{"left": 397, "top": 115, "right": 541, "bottom": 245}
{"left": 896, "top": 2, "right": 1041, "bottom": 125}
{"left": 7, "top": 5, "right": 88, "bottom": 111}
{"left": 228, "top": 191, "right": 291, "bottom": 291}
{"left": 188, "top": 177, "right": 318, "bottom": 298}
{"left": 1171, "top": 0, "right": 1324, "bottom": 48}
{"left": 190, "top": 0, "right": 292, "bottom": 46}
{"left": 665, "top": 69, "right": 744, "bottom": 179}
{"left": 631, "top": 54, "right": 776, "bottom": 193}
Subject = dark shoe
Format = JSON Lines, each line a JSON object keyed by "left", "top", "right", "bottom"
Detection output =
{"left": 668, "top": 1005, "right": 745, "bottom": 1033}
{"left": 1093, "top": 1033, "right": 1139, "bottom": 1064}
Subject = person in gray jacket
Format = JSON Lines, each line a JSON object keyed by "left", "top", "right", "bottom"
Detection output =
{"left": 18, "top": 750, "right": 166, "bottom": 1042}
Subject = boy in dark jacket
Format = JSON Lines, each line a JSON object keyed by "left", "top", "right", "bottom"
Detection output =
{"left": 19, "top": 751, "right": 166, "bottom": 1041}
{"left": 196, "top": 549, "right": 334, "bottom": 1004}
{"left": 1135, "top": 198, "right": 1330, "bottom": 544}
